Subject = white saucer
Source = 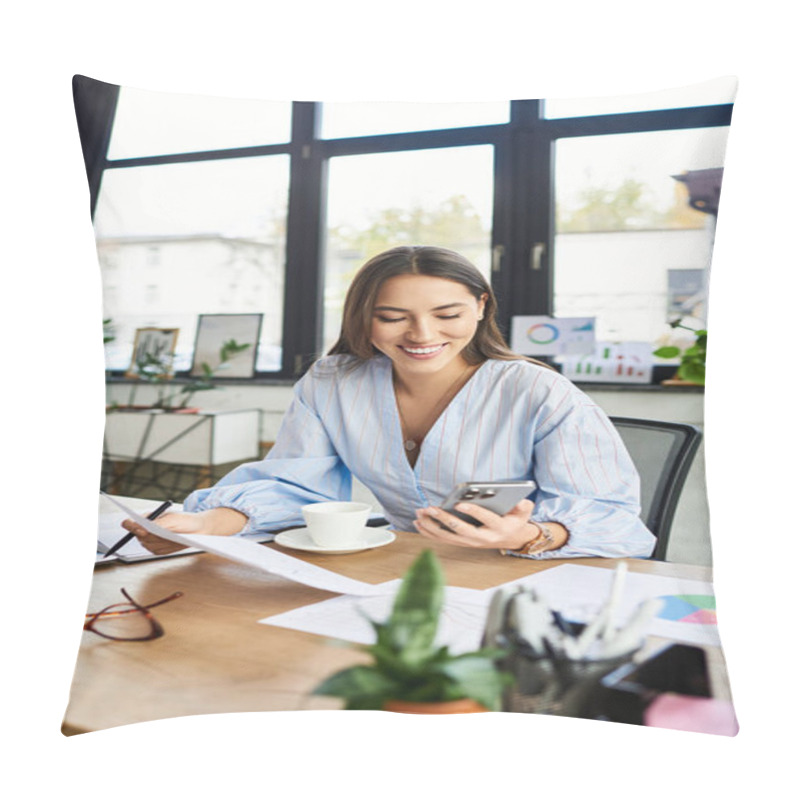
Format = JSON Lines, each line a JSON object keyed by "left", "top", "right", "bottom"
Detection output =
{"left": 274, "top": 526, "right": 396, "bottom": 554}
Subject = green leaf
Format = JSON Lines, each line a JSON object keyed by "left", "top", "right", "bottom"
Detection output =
{"left": 391, "top": 550, "right": 444, "bottom": 619}
{"left": 385, "top": 550, "right": 444, "bottom": 654}
{"left": 219, "top": 339, "right": 251, "bottom": 363}
{"left": 653, "top": 346, "right": 681, "bottom": 359}
{"left": 678, "top": 360, "right": 705, "bottom": 385}
{"left": 312, "top": 665, "right": 397, "bottom": 708}
{"left": 440, "top": 653, "right": 514, "bottom": 710}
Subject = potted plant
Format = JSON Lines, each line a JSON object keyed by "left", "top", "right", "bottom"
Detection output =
{"left": 313, "top": 550, "right": 513, "bottom": 713}
{"left": 654, "top": 319, "right": 707, "bottom": 386}
{"left": 168, "top": 338, "right": 252, "bottom": 410}
{"left": 109, "top": 339, "right": 251, "bottom": 413}
{"left": 121, "top": 351, "right": 176, "bottom": 410}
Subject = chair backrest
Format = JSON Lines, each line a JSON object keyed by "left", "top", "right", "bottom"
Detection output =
{"left": 609, "top": 416, "right": 703, "bottom": 561}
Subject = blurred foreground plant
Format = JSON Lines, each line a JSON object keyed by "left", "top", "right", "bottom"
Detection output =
{"left": 313, "top": 550, "right": 512, "bottom": 711}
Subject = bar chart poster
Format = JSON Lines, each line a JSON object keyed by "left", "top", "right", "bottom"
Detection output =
{"left": 510, "top": 316, "right": 596, "bottom": 356}
{"left": 557, "top": 341, "right": 654, "bottom": 383}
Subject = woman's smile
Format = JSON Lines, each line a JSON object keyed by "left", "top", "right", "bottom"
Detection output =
{"left": 399, "top": 343, "right": 448, "bottom": 359}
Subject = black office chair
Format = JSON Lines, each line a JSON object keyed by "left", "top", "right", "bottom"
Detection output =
{"left": 609, "top": 416, "right": 703, "bottom": 561}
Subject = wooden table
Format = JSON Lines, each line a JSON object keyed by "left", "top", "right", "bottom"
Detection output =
{"left": 62, "top": 531, "right": 731, "bottom": 735}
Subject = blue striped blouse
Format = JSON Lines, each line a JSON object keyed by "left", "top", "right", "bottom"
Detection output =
{"left": 185, "top": 354, "right": 656, "bottom": 559}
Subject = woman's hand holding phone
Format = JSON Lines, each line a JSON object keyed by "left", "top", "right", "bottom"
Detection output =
{"left": 413, "top": 499, "right": 539, "bottom": 550}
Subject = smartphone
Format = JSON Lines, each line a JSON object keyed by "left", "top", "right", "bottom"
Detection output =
{"left": 438, "top": 480, "right": 536, "bottom": 529}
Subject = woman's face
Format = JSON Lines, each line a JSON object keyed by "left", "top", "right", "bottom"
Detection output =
{"left": 370, "top": 274, "right": 487, "bottom": 381}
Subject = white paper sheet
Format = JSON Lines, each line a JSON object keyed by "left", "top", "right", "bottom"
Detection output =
{"left": 101, "top": 493, "right": 391, "bottom": 597}
{"left": 97, "top": 508, "right": 203, "bottom": 561}
{"left": 261, "top": 583, "right": 492, "bottom": 655}
{"left": 494, "top": 564, "right": 722, "bottom": 647}
{"left": 260, "top": 563, "right": 723, "bottom": 652}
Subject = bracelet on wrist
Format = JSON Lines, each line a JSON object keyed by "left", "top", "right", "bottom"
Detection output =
{"left": 507, "top": 521, "right": 555, "bottom": 556}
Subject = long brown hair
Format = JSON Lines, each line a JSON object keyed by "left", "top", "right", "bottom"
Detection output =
{"left": 327, "top": 245, "right": 551, "bottom": 368}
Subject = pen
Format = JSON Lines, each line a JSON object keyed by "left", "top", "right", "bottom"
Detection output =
{"left": 600, "top": 597, "right": 663, "bottom": 659}
{"left": 572, "top": 562, "right": 628, "bottom": 658}
{"left": 103, "top": 500, "right": 173, "bottom": 559}
{"left": 601, "top": 561, "right": 628, "bottom": 642}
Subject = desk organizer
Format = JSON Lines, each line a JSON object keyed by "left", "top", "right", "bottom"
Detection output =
{"left": 595, "top": 643, "right": 712, "bottom": 724}
{"left": 502, "top": 642, "right": 712, "bottom": 722}
{"left": 503, "top": 648, "right": 637, "bottom": 717}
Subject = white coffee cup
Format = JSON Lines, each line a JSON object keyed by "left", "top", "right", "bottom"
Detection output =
{"left": 301, "top": 501, "right": 371, "bottom": 549}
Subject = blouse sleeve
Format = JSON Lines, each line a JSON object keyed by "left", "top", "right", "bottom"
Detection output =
{"left": 512, "top": 378, "right": 656, "bottom": 560}
{"left": 183, "top": 372, "right": 352, "bottom": 535}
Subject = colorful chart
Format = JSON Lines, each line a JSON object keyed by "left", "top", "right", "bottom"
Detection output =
{"left": 657, "top": 594, "right": 717, "bottom": 625}
{"left": 526, "top": 322, "right": 560, "bottom": 344}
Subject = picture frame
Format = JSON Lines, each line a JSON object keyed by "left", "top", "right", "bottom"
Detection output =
{"left": 125, "top": 327, "right": 179, "bottom": 379}
{"left": 191, "top": 313, "right": 263, "bottom": 379}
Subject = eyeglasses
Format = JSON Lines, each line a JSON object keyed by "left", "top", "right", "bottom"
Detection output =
{"left": 84, "top": 588, "right": 184, "bottom": 641}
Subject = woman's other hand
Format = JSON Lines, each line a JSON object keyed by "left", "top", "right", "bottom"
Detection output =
{"left": 120, "top": 507, "right": 248, "bottom": 555}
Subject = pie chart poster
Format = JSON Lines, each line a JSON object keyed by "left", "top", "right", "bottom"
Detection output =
{"left": 510, "top": 315, "right": 596, "bottom": 356}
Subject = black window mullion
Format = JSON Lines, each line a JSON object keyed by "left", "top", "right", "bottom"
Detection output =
{"left": 321, "top": 124, "right": 505, "bottom": 157}
{"left": 281, "top": 102, "right": 325, "bottom": 377}
{"left": 526, "top": 108, "right": 555, "bottom": 317}
{"left": 489, "top": 129, "right": 513, "bottom": 338}
{"left": 103, "top": 142, "right": 292, "bottom": 170}
{"left": 501, "top": 100, "right": 554, "bottom": 320}
{"left": 547, "top": 104, "right": 733, "bottom": 139}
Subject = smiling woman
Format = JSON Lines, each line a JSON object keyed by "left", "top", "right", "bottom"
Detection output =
{"left": 123, "top": 245, "right": 656, "bottom": 563}
{"left": 370, "top": 274, "right": 485, "bottom": 460}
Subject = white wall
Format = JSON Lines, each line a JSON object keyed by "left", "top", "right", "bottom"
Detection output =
{"left": 106, "top": 381, "right": 710, "bottom": 566}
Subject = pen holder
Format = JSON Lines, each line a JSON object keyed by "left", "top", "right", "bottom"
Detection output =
{"left": 597, "top": 644, "right": 712, "bottom": 724}
{"left": 501, "top": 645, "right": 642, "bottom": 718}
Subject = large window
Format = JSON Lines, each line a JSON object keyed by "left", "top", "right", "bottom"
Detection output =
{"left": 323, "top": 145, "right": 495, "bottom": 350}
{"left": 94, "top": 156, "right": 290, "bottom": 372}
{"left": 553, "top": 126, "right": 729, "bottom": 342}
{"left": 75, "top": 77, "right": 734, "bottom": 382}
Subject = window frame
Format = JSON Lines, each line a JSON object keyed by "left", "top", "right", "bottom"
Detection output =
{"left": 73, "top": 77, "right": 732, "bottom": 383}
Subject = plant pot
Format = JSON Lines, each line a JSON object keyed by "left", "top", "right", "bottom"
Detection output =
{"left": 383, "top": 698, "right": 488, "bottom": 714}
